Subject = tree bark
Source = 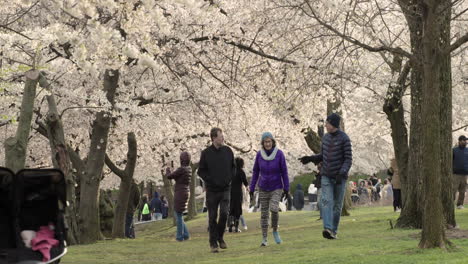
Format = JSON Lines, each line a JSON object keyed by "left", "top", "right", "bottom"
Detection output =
{"left": 396, "top": 0, "right": 424, "bottom": 228}
{"left": 161, "top": 169, "right": 176, "bottom": 226}
{"left": 187, "top": 162, "right": 199, "bottom": 220}
{"left": 105, "top": 132, "right": 138, "bottom": 239}
{"left": 4, "top": 70, "right": 39, "bottom": 173}
{"left": 418, "top": 0, "right": 448, "bottom": 249}
{"left": 438, "top": 4, "right": 456, "bottom": 228}
{"left": 44, "top": 93, "right": 80, "bottom": 245}
{"left": 78, "top": 111, "right": 111, "bottom": 244}
{"left": 79, "top": 69, "right": 119, "bottom": 244}
{"left": 383, "top": 61, "right": 410, "bottom": 223}
{"left": 303, "top": 127, "right": 322, "bottom": 154}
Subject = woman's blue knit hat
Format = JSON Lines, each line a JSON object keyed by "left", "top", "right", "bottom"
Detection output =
{"left": 261, "top": 132, "right": 274, "bottom": 141}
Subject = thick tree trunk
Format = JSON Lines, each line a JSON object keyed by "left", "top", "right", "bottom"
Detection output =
{"left": 396, "top": 1, "right": 424, "bottom": 228}
{"left": 418, "top": 0, "right": 448, "bottom": 249}
{"left": 187, "top": 162, "right": 199, "bottom": 220}
{"left": 45, "top": 94, "right": 80, "bottom": 245}
{"left": 162, "top": 169, "right": 176, "bottom": 226}
{"left": 105, "top": 132, "right": 138, "bottom": 239}
{"left": 79, "top": 111, "right": 111, "bottom": 244}
{"left": 383, "top": 61, "right": 410, "bottom": 222}
{"left": 438, "top": 6, "right": 455, "bottom": 228}
{"left": 79, "top": 69, "right": 119, "bottom": 244}
{"left": 303, "top": 128, "right": 322, "bottom": 154}
{"left": 4, "top": 70, "right": 39, "bottom": 173}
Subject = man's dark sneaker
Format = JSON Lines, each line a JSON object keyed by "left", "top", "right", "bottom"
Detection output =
{"left": 218, "top": 240, "right": 227, "bottom": 249}
{"left": 322, "top": 229, "right": 334, "bottom": 239}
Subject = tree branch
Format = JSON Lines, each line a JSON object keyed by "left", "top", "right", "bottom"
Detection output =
{"left": 303, "top": 0, "right": 413, "bottom": 59}
{"left": 191, "top": 36, "right": 298, "bottom": 65}
{"left": 453, "top": 124, "right": 468, "bottom": 132}
{"left": 448, "top": 32, "right": 468, "bottom": 53}
{"left": 0, "top": 25, "right": 33, "bottom": 40}
{"left": 105, "top": 154, "right": 126, "bottom": 179}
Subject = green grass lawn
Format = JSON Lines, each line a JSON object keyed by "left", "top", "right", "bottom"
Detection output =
{"left": 62, "top": 206, "right": 468, "bottom": 264}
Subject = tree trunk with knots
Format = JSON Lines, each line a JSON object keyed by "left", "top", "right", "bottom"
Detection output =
{"left": 105, "top": 132, "right": 138, "bottom": 239}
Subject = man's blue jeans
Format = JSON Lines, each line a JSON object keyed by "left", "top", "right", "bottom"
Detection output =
{"left": 176, "top": 212, "right": 190, "bottom": 241}
{"left": 321, "top": 176, "right": 346, "bottom": 234}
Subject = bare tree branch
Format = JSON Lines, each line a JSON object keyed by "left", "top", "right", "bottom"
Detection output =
{"left": 453, "top": 124, "right": 468, "bottom": 132}
{"left": 0, "top": 25, "right": 33, "bottom": 40}
{"left": 302, "top": 0, "right": 413, "bottom": 59}
{"left": 104, "top": 154, "right": 126, "bottom": 179}
{"left": 449, "top": 32, "right": 468, "bottom": 53}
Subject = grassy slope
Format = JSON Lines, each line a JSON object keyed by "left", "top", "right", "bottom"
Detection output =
{"left": 63, "top": 207, "right": 468, "bottom": 264}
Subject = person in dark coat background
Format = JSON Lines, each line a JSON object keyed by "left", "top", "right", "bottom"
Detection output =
{"left": 453, "top": 135, "right": 468, "bottom": 209}
{"left": 293, "top": 184, "right": 305, "bottom": 211}
{"left": 228, "top": 157, "right": 249, "bottom": 233}
{"left": 125, "top": 180, "right": 140, "bottom": 238}
{"left": 166, "top": 151, "right": 191, "bottom": 241}
{"left": 150, "top": 191, "right": 163, "bottom": 220}
{"left": 161, "top": 195, "right": 169, "bottom": 219}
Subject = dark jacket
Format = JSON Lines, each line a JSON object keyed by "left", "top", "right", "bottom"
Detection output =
{"left": 167, "top": 166, "right": 191, "bottom": 213}
{"left": 150, "top": 192, "right": 162, "bottom": 214}
{"left": 453, "top": 146, "right": 468, "bottom": 175}
{"left": 198, "top": 145, "right": 235, "bottom": 192}
{"left": 126, "top": 181, "right": 140, "bottom": 214}
{"left": 293, "top": 184, "right": 305, "bottom": 210}
{"left": 309, "top": 130, "right": 352, "bottom": 180}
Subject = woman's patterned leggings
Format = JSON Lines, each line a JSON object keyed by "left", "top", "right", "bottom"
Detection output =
{"left": 259, "top": 189, "right": 282, "bottom": 239}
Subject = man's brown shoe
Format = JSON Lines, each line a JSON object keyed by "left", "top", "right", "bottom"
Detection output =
{"left": 210, "top": 246, "right": 219, "bottom": 253}
{"left": 218, "top": 240, "right": 227, "bottom": 249}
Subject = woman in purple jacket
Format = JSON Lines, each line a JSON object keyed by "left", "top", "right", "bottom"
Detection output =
{"left": 249, "top": 132, "right": 289, "bottom": 246}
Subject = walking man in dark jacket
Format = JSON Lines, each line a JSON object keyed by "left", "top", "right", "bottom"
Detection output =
{"left": 125, "top": 180, "right": 140, "bottom": 238}
{"left": 150, "top": 192, "right": 163, "bottom": 220}
{"left": 299, "top": 113, "right": 352, "bottom": 239}
{"left": 453, "top": 135, "right": 468, "bottom": 209}
{"left": 293, "top": 184, "right": 305, "bottom": 211}
{"left": 198, "top": 128, "right": 235, "bottom": 253}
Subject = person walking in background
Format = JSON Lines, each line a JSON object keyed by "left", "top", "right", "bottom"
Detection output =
{"left": 150, "top": 191, "right": 163, "bottom": 220}
{"left": 299, "top": 113, "right": 352, "bottom": 239}
{"left": 249, "top": 132, "right": 289, "bottom": 246}
{"left": 141, "top": 196, "right": 151, "bottom": 221}
{"left": 239, "top": 184, "right": 250, "bottom": 230}
{"left": 293, "top": 184, "right": 305, "bottom": 211}
{"left": 161, "top": 195, "right": 169, "bottom": 219}
{"left": 198, "top": 128, "right": 235, "bottom": 253}
{"left": 125, "top": 180, "right": 140, "bottom": 238}
{"left": 387, "top": 158, "right": 401, "bottom": 212}
{"left": 228, "top": 157, "right": 249, "bottom": 233}
{"left": 313, "top": 163, "right": 323, "bottom": 218}
{"left": 453, "top": 135, "right": 468, "bottom": 209}
{"left": 166, "top": 151, "right": 192, "bottom": 241}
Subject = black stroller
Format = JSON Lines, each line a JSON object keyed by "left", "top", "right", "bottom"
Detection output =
{"left": 0, "top": 167, "right": 68, "bottom": 264}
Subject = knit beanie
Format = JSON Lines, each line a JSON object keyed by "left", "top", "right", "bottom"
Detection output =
{"left": 261, "top": 132, "right": 274, "bottom": 141}
{"left": 180, "top": 151, "right": 191, "bottom": 166}
{"left": 326, "top": 113, "right": 341, "bottom": 129}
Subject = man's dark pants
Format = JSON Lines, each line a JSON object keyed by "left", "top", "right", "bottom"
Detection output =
{"left": 206, "top": 189, "right": 230, "bottom": 247}
{"left": 125, "top": 213, "right": 134, "bottom": 238}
